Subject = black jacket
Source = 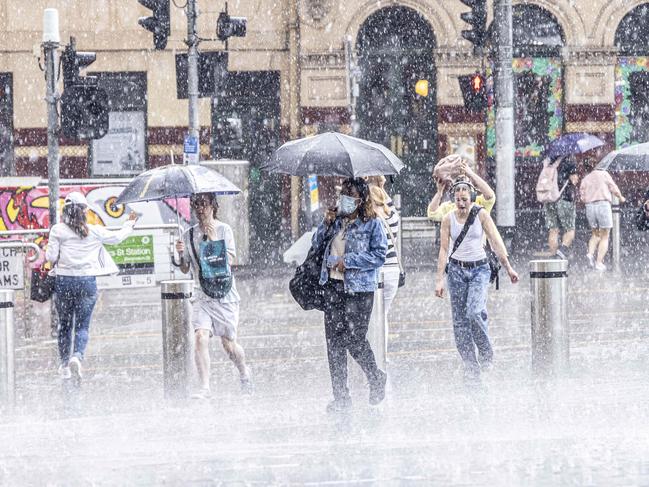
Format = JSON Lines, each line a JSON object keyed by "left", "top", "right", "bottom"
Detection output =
{"left": 636, "top": 190, "right": 649, "bottom": 231}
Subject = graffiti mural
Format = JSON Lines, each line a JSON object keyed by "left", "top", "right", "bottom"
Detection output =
{"left": 0, "top": 183, "right": 191, "bottom": 233}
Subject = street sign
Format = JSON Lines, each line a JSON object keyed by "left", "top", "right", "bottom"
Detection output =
{"left": 308, "top": 174, "right": 319, "bottom": 212}
{"left": 183, "top": 135, "right": 199, "bottom": 165}
{"left": 0, "top": 247, "right": 24, "bottom": 290}
{"left": 105, "top": 234, "right": 154, "bottom": 268}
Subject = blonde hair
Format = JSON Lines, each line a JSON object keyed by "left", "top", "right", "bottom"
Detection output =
{"left": 369, "top": 186, "right": 391, "bottom": 216}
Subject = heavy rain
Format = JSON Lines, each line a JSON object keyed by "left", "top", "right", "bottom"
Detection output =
{"left": 1, "top": 0, "right": 649, "bottom": 485}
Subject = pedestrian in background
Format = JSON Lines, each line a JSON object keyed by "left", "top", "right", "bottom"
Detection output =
{"left": 427, "top": 158, "right": 495, "bottom": 222}
{"left": 313, "top": 177, "right": 387, "bottom": 413}
{"left": 367, "top": 184, "right": 401, "bottom": 370}
{"left": 580, "top": 163, "right": 625, "bottom": 271}
{"left": 46, "top": 192, "right": 137, "bottom": 380}
{"left": 176, "top": 192, "right": 252, "bottom": 399}
{"left": 635, "top": 189, "right": 649, "bottom": 231}
{"left": 543, "top": 157, "right": 579, "bottom": 259}
{"left": 434, "top": 179, "right": 519, "bottom": 385}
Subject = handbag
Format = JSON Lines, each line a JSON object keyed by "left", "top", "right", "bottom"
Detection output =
{"left": 380, "top": 216, "right": 405, "bottom": 287}
{"left": 30, "top": 268, "right": 55, "bottom": 303}
{"left": 289, "top": 225, "right": 335, "bottom": 311}
{"left": 485, "top": 243, "right": 501, "bottom": 289}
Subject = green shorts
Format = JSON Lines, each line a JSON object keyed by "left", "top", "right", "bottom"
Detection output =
{"left": 544, "top": 199, "right": 575, "bottom": 231}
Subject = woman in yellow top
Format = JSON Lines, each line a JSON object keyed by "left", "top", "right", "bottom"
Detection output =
{"left": 427, "top": 159, "right": 495, "bottom": 221}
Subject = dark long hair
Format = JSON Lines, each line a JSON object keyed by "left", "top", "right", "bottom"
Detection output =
{"left": 62, "top": 204, "right": 89, "bottom": 238}
{"left": 342, "top": 177, "right": 376, "bottom": 222}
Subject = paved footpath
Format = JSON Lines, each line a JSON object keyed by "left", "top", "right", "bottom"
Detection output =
{"left": 2, "top": 263, "right": 649, "bottom": 486}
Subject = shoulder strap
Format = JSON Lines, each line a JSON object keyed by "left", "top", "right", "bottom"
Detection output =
{"left": 450, "top": 205, "right": 481, "bottom": 259}
{"left": 189, "top": 227, "right": 200, "bottom": 269}
{"left": 380, "top": 216, "right": 404, "bottom": 273}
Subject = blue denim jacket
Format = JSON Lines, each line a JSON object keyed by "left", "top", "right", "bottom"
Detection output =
{"left": 312, "top": 216, "right": 387, "bottom": 293}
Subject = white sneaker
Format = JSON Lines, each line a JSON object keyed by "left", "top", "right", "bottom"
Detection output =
{"left": 190, "top": 388, "right": 211, "bottom": 400}
{"left": 595, "top": 262, "right": 607, "bottom": 272}
{"left": 586, "top": 254, "right": 595, "bottom": 268}
{"left": 58, "top": 364, "right": 71, "bottom": 380}
{"left": 69, "top": 356, "right": 82, "bottom": 379}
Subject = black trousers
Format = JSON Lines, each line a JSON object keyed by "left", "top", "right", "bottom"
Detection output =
{"left": 323, "top": 280, "right": 380, "bottom": 401}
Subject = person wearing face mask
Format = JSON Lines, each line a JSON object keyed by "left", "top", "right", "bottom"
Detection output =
{"left": 311, "top": 177, "right": 388, "bottom": 413}
{"left": 434, "top": 179, "right": 519, "bottom": 385}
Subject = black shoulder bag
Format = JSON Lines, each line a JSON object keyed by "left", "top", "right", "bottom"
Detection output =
{"left": 289, "top": 224, "right": 336, "bottom": 312}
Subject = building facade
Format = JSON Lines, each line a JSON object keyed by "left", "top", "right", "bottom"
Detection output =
{"left": 1, "top": 0, "right": 649, "bottom": 256}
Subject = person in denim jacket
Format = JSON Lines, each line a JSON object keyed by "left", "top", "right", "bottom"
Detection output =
{"left": 312, "top": 177, "right": 388, "bottom": 413}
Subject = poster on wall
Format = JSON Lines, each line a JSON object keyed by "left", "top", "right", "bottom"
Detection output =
{"left": 91, "top": 111, "right": 145, "bottom": 176}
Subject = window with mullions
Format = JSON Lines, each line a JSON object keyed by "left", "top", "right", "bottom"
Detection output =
{"left": 486, "top": 5, "right": 564, "bottom": 158}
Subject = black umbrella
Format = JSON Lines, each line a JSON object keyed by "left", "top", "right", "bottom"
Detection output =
{"left": 261, "top": 132, "right": 404, "bottom": 177}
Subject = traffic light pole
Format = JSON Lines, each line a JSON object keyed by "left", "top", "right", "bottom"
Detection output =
{"left": 44, "top": 41, "right": 60, "bottom": 226}
{"left": 493, "top": 0, "right": 515, "bottom": 228}
{"left": 186, "top": 0, "right": 200, "bottom": 153}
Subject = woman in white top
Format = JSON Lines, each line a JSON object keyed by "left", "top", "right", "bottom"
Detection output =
{"left": 45, "top": 192, "right": 137, "bottom": 380}
{"left": 434, "top": 179, "right": 519, "bottom": 385}
{"left": 367, "top": 185, "right": 401, "bottom": 370}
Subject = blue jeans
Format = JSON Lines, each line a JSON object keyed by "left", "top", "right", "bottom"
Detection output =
{"left": 447, "top": 262, "right": 492, "bottom": 376}
{"left": 55, "top": 276, "right": 98, "bottom": 365}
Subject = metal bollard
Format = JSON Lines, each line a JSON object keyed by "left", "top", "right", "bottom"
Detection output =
{"left": 530, "top": 260, "right": 569, "bottom": 376}
{"left": 0, "top": 290, "right": 15, "bottom": 405}
{"left": 612, "top": 196, "right": 621, "bottom": 273}
{"left": 367, "top": 270, "right": 386, "bottom": 371}
{"left": 161, "top": 280, "right": 194, "bottom": 399}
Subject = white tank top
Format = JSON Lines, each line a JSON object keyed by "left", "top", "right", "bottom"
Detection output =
{"left": 449, "top": 209, "right": 487, "bottom": 262}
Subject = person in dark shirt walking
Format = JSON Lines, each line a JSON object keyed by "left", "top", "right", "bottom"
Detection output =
{"left": 544, "top": 158, "right": 579, "bottom": 259}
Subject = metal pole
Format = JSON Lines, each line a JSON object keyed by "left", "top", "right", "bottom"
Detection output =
{"left": 0, "top": 290, "right": 15, "bottom": 405}
{"left": 161, "top": 280, "right": 194, "bottom": 398}
{"left": 612, "top": 196, "right": 621, "bottom": 272}
{"left": 44, "top": 41, "right": 60, "bottom": 226}
{"left": 186, "top": 0, "right": 200, "bottom": 148}
{"left": 530, "top": 259, "right": 569, "bottom": 377}
{"left": 493, "top": 0, "right": 515, "bottom": 228}
{"left": 288, "top": 0, "right": 301, "bottom": 240}
{"left": 344, "top": 36, "right": 359, "bottom": 136}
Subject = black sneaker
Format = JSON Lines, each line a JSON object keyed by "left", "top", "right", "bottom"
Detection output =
{"left": 369, "top": 369, "right": 387, "bottom": 405}
{"left": 326, "top": 396, "right": 352, "bottom": 413}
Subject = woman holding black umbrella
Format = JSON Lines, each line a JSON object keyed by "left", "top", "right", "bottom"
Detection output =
{"left": 312, "top": 177, "right": 388, "bottom": 413}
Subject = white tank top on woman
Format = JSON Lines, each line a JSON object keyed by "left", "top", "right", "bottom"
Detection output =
{"left": 449, "top": 209, "right": 487, "bottom": 262}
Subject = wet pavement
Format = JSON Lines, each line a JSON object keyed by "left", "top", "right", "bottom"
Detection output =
{"left": 2, "top": 261, "right": 649, "bottom": 485}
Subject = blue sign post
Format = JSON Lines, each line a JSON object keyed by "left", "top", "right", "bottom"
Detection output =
{"left": 183, "top": 135, "right": 199, "bottom": 165}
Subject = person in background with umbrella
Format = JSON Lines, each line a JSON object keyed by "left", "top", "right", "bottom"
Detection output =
{"left": 313, "top": 177, "right": 388, "bottom": 413}
{"left": 543, "top": 156, "right": 579, "bottom": 260}
{"left": 45, "top": 192, "right": 138, "bottom": 380}
{"left": 175, "top": 192, "right": 252, "bottom": 398}
{"left": 580, "top": 160, "right": 625, "bottom": 271}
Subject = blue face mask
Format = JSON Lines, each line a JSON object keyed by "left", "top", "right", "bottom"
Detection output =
{"left": 338, "top": 195, "right": 359, "bottom": 216}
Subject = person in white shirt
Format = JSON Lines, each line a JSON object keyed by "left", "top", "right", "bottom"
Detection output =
{"left": 175, "top": 192, "right": 252, "bottom": 399}
{"left": 45, "top": 192, "right": 137, "bottom": 380}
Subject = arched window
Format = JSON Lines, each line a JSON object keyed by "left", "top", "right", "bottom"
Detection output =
{"left": 356, "top": 6, "right": 436, "bottom": 215}
{"left": 614, "top": 4, "right": 649, "bottom": 146}
{"left": 487, "top": 4, "right": 564, "bottom": 157}
{"left": 615, "top": 4, "right": 649, "bottom": 56}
